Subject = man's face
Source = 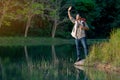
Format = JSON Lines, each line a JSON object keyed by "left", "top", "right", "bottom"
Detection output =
{"left": 76, "top": 14, "right": 81, "bottom": 20}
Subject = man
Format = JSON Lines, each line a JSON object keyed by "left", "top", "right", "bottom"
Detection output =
{"left": 68, "top": 6, "right": 89, "bottom": 62}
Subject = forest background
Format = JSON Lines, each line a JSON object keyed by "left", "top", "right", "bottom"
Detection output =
{"left": 0, "top": 0, "right": 119, "bottom": 39}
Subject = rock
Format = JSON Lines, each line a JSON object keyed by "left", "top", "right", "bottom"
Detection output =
{"left": 74, "top": 65, "right": 85, "bottom": 70}
{"left": 74, "top": 59, "right": 85, "bottom": 66}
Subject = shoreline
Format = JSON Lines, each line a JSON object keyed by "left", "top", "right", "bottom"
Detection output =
{"left": 94, "top": 63, "right": 120, "bottom": 73}
{"left": 74, "top": 60, "right": 120, "bottom": 73}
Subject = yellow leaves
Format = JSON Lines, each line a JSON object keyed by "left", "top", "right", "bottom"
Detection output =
{"left": 3, "top": 20, "right": 11, "bottom": 26}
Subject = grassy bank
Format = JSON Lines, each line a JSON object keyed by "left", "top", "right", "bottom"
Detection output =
{"left": 0, "top": 37, "right": 108, "bottom": 46}
{"left": 0, "top": 37, "right": 72, "bottom": 46}
{"left": 85, "top": 29, "right": 120, "bottom": 71}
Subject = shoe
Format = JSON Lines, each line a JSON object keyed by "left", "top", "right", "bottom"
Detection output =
{"left": 76, "top": 57, "right": 82, "bottom": 62}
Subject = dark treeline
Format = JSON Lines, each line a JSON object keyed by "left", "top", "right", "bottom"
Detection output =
{"left": 0, "top": 0, "right": 120, "bottom": 38}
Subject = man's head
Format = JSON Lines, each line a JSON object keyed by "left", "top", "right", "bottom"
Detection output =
{"left": 76, "top": 14, "right": 81, "bottom": 20}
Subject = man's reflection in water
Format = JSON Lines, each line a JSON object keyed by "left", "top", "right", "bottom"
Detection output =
{"left": 75, "top": 66, "right": 88, "bottom": 80}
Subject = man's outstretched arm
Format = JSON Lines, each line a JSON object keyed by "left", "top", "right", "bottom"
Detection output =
{"left": 68, "top": 6, "right": 75, "bottom": 23}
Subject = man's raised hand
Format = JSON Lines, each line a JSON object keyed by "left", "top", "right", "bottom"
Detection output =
{"left": 68, "top": 6, "right": 72, "bottom": 11}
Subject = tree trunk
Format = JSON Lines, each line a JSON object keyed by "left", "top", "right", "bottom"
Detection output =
{"left": 0, "top": 14, "right": 5, "bottom": 28}
{"left": 24, "top": 15, "right": 32, "bottom": 37}
{"left": 52, "top": 19, "right": 57, "bottom": 38}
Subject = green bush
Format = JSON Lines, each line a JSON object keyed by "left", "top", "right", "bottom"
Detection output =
{"left": 86, "top": 29, "right": 120, "bottom": 67}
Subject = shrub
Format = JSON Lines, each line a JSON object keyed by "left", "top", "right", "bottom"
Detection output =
{"left": 86, "top": 29, "right": 120, "bottom": 67}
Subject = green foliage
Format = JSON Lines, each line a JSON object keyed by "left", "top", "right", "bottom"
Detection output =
{"left": 16, "top": 1, "right": 44, "bottom": 20}
{"left": 50, "top": 9, "right": 57, "bottom": 17}
{"left": 3, "top": 21, "right": 11, "bottom": 26}
{"left": 75, "top": 0, "right": 96, "bottom": 11}
{"left": 31, "top": 2, "right": 44, "bottom": 14}
{"left": 74, "top": 0, "right": 100, "bottom": 30}
{"left": 0, "top": 0, "right": 19, "bottom": 27}
{"left": 0, "top": 0, "right": 120, "bottom": 38}
{"left": 86, "top": 29, "right": 120, "bottom": 67}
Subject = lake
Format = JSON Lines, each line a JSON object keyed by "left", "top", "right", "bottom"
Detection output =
{"left": 0, "top": 44, "right": 120, "bottom": 80}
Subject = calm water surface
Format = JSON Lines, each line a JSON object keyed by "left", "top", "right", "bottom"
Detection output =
{"left": 0, "top": 45, "right": 120, "bottom": 80}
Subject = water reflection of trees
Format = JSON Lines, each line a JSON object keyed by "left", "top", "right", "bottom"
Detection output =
{"left": 24, "top": 46, "right": 33, "bottom": 78}
{"left": 74, "top": 66, "right": 88, "bottom": 80}
{"left": 0, "top": 57, "right": 6, "bottom": 80}
{"left": 51, "top": 45, "right": 59, "bottom": 66}
{"left": 75, "top": 66, "right": 120, "bottom": 80}
{"left": 23, "top": 45, "right": 59, "bottom": 80}
{"left": 1, "top": 46, "right": 119, "bottom": 80}
{"left": 77, "top": 67, "right": 120, "bottom": 80}
{"left": 23, "top": 45, "right": 78, "bottom": 80}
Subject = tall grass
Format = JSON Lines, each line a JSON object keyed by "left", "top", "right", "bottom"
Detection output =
{"left": 86, "top": 29, "right": 120, "bottom": 67}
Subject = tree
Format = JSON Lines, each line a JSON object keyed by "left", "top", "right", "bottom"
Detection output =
{"left": 43, "top": 0, "right": 69, "bottom": 38}
{"left": 17, "top": 0, "right": 44, "bottom": 37}
{"left": 93, "top": 0, "right": 118, "bottom": 38}
{"left": 0, "top": 0, "right": 19, "bottom": 28}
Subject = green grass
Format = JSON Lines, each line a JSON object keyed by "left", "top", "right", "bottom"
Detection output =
{"left": 86, "top": 29, "right": 120, "bottom": 67}
{"left": 0, "top": 37, "right": 72, "bottom": 46}
{"left": 0, "top": 37, "right": 108, "bottom": 46}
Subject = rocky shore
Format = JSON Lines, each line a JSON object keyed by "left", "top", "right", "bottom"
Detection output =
{"left": 74, "top": 60, "right": 120, "bottom": 73}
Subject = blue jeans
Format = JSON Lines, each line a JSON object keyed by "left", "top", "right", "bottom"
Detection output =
{"left": 75, "top": 37, "right": 88, "bottom": 59}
